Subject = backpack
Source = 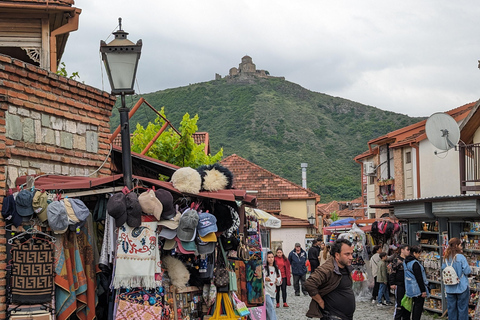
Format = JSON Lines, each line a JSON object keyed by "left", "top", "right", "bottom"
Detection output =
{"left": 443, "top": 255, "right": 461, "bottom": 285}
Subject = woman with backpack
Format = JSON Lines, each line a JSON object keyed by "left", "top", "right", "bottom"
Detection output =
{"left": 442, "top": 237, "right": 472, "bottom": 320}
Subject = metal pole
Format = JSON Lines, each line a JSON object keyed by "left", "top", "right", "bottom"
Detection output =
{"left": 119, "top": 93, "right": 133, "bottom": 189}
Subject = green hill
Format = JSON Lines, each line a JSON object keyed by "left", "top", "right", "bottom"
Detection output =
{"left": 110, "top": 77, "right": 423, "bottom": 202}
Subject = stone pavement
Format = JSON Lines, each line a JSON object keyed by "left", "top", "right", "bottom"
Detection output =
{"left": 274, "top": 281, "right": 438, "bottom": 320}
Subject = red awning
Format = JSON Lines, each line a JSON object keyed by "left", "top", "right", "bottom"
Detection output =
{"left": 323, "top": 224, "right": 372, "bottom": 236}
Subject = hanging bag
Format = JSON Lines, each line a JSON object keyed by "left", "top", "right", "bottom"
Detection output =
{"left": 237, "top": 233, "right": 250, "bottom": 261}
{"left": 232, "top": 292, "right": 250, "bottom": 317}
{"left": 219, "top": 239, "right": 238, "bottom": 292}
{"left": 214, "top": 244, "right": 230, "bottom": 288}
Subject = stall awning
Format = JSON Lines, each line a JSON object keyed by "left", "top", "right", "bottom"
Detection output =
{"left": 245, "top": 207, "right": 281, "bottom": 228}
{"left": 323, "top": 224, "right": 371, "bottom": 236}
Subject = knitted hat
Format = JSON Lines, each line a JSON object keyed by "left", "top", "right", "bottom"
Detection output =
{"left": 171, "top": 167, "right": 202, "bottom": 194}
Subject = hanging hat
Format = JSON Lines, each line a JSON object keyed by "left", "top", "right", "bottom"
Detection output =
{"left": 197, "top": 163, "right": 234, "bottom": 191}
{"left": 69, "top": 198, "right": 90, "bottom": 222}
{"left": 196, "top": 211, "right": 218, "bottom": 237}
{"left": 171, "top": 167, "right": 202, "bottom": 194}
{"left": 138, "top": 189, "right": 163, "bottom": 220}
{"left": 177, "top": 209, "right": 199, "bottom": 242}
{"left": 212, "top": 202, "right": 234, "bottom": 232}
{"left": 15, "top": 189, "right": 34, "bottom": 217}
{"left": 47, "top": 201, "right": 68, "bottom": 234}
{"left": 163, "top": 238, "right": 177, "bottom": 250}
{"left": 125, "top": 192, "right": 142, "bottom": 228}
{"left": 154, "top": 189, "right": 175, "bottom": 219}
{"left": 180, "top": 240, "right": 197, "bottom": 252}
{"left": 159, "top": 226, "right": 177, "bottom": 240}
{"left": 175, "top": 237, "right": 196, "bottom": 254}
{"left": 158, "top": 210, "right": 181, "bottom": 229}
{"left": 200, "top": 232, "right": 217, "bottom": 243}
{"left": 32, "top": 191, "right": 48, "bottom": 222}
{"left": 2, "top": 194, "right": 22, "bottom": 227}
{"left": 107, "top": 192, "right": 127, "bottom": 228}
{"left": 196, "top": 236, "right": 216, "bottom": 254}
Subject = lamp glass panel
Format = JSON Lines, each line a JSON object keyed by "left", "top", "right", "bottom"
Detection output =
{"left": 105, "top": 52, "right": 138, "bottom": 90}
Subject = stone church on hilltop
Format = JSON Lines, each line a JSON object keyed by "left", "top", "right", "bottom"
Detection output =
{"left": 216, "top": 55, "right": 285, "bottom": 81}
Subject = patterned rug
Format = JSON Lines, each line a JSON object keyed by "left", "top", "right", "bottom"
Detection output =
{"left": 11, "top": 239, "right": 54, "bottom": 304}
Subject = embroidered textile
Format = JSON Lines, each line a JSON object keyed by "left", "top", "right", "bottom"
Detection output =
{"left": 113, "top": 222, "right": 161, "bottom": 289}
{"left": 11, "top": 239, "right": 54, "bottom": 304}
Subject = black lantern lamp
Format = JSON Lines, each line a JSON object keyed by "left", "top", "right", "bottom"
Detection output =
{"left": 308, "top": 213, "right": 316, "bottom": 226}
{"left": 100, "top": 18, "right": 142, "bottom": 189}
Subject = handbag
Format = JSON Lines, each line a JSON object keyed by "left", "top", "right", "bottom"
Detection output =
{"left": 219, "top": 239, "right": 238, "bottom": 292}
{"left": 401, "top": 295, "right": 413, "bottom": 312}
{"left": 215, "top": 242, "right": 230, "bottom": 288}
{"left": 232, "top": 292, "right": 250, "bottom": 317}
{"left": 237, "top": 233, "right": 250, "bottom": 261}
{"left": 115, "top": 292, "right": 167, "bottom": 320}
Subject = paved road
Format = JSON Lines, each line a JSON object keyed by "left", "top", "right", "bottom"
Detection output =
{"left": 274, "top": 281, "right": 437, "bottom": 320}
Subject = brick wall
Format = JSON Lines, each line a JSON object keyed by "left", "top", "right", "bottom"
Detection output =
{"left": 0, "top": 54, "right": 116, "bottom": 318}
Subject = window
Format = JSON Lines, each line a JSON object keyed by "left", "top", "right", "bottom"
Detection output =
{"left": 406, "top": 152, "right": 411, "bottom": 164}
{"left": 369, "top": 176, "right": 375, "bottom": 184}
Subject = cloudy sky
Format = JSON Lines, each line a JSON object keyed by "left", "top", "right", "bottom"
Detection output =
{"left": 61, "top": 0, "right": 480, "bottom": 117}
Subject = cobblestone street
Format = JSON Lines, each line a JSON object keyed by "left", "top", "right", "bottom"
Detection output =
{"left": 274, "top": 281, "right": 438, "bottom": 320}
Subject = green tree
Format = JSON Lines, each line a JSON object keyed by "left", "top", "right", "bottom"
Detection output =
{"left": 56, "top": 62, "right": 80, "bottom": 80}
{"left": 131, "top": 108, "right": 223, "bottom": 177}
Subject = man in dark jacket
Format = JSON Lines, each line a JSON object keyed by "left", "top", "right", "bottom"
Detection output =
{"left": 288, "top": 242, "right": 308, "bottom": 296}
{"left": 389, "top": 244, "right": 411, "bottom": 320}
{"left": 304, "top": 238, "right": 355, "bottom": 320}
{"left": 308, "top": 239, "right": 321, "bottom": 273}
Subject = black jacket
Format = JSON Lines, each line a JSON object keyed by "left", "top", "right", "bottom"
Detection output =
{"left": 388, "top": 255, "right": 406, "bottom": 286}
{"left": 308, "top": 245, "right": 320, "bottom": 270}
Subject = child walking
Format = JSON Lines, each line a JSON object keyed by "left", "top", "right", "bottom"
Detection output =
{"left": 377, "top": 252, "right": 393, "bottom": 306}
{"left": 265, "top": 251, "right": 282, "bottom": 320}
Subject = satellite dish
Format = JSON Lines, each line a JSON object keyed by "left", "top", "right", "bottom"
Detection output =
{"left": 425, "top": 112, "right": 460, "bottom": 151}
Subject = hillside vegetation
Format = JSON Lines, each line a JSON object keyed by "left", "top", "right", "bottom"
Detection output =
{"left": 110, "top": 77, "right": 423, "bottom": 202}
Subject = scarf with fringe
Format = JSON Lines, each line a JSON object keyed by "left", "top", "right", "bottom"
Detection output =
{"left": 113, "top": 221, "right": 161, "bottom": 289}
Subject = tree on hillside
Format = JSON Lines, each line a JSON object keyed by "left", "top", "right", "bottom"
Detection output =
{"left": 131, "top": 108, "right": 223, "bottom": 176}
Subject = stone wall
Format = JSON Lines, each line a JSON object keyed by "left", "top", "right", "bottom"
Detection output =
{"left": 0, "top": 54, "right": 115, "bottom": 319}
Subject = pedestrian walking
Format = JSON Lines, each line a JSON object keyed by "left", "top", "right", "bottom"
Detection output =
{"left": 389, "top": 244, "right": 411, "bottom": 320}
{"left": 442, "top": 237, "right": 472, "bottom": 320}
{"left": 319, "top": 242, "right": 329, "bottom": 266}
{"left": 308, "top": 239, "right": 321, "bottom": 273}
{"left": 377, "top": 252, "right": 393, "bottom": 306}
{"left": 274, "top": 247, "right": 291, "bottom": 308}
{"left": 288, "top": 243, "right": 308, "bottom": 296}
{"left": 370, "top": 245, "right": 383, "bottom": 303}
{"left": 264, "top": 251, "right": 282, "bottom": 320}
{"left": 304, "top": 238, "right": 355, "bottom": 320}
{"left": 404, "top": 245, "right": 429, "bottom": 320}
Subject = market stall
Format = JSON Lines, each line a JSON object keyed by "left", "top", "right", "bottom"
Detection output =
{"left": 6, "top": 165, "right": 263, "bottom": 320}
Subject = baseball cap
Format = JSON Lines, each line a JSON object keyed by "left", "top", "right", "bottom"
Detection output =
{"left": 197, "top": 236, "right": 216, "bottom": 254}
{"left": 2, "top": 194, "right": 22, "bottom": 227}
{"left": 177, "top": 209, "right": 199, "bottom": 242}
{"left": 32, "top": 191, "right": 48, "bottom": 222}
{"left": 155, "top": 189, "right": 175, "bottom": 220}
{"left": 107, "top": 192, "right": 127, "bottom": 228}
{"left": 138, "top": 189, "right": 163, "bottom": 220}
{"left": 158, "top": 210, "right": 181, "bottom": 229}
{"left": 196, "top": 211, "right": 218, "bottom": 237}
{"left": 125, "top": 192, "right": 142, "bottom": 228}
{"left": 47, "top": 200, "right": 68, "bottom": 234}
{"left": 15, "top": 189, "right": 34, "bottom": 217}
{"left": 175, "top": 237, "right": 196, "bottom": 254}
{"left": 159, "top": 226, "right": 177, "bottom": 240}
{"left": 181, "top": 240, "right": 197, "bottom": 252}
{"left": 200, "top": 232, "right": 217, "bottom": 243}
{"left": 163, "top": 238, "right": 177, "bottom": 250}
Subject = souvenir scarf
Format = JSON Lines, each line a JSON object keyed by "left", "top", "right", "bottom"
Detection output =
{"left": 113, "top": 221, "right": 161, "bottom": 289}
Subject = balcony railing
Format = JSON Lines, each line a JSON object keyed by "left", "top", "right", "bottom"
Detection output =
{"left": 460, "top": 143, "right": 480, "bottom": 193}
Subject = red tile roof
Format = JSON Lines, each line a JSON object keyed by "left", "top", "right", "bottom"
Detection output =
{"left": 220, "top": 154, "right": 320, "bottom": 214}
{"left": 275, "top": 214, "right": 311, "bottom": 228}
{"left": 1, "top": 0, "right": 74, "bottom": 6}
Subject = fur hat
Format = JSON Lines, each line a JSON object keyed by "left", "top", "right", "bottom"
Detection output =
{"left": 171, "top": 167, "right": 202, "bottom": 194}
{"left": 197, "top": 163, "right": 234, "bottom": 191}
{"left": 163, "top": 255, "right": 190, "bottom": 290}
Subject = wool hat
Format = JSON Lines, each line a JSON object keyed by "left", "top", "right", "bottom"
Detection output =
{"left": 163, "top": 238, "right": 177, "bottom": 250}
{"left": 138, "top": 189, "right": 163, "bottom": 220}
{"left": 177, "top": 209, "right": 199, "bottom": 242}
{"left": 197, "top": 163, "right": 234, "bottom": 191}
{"left": 154, "top": 189, "right": 175, "bottom": 220}
{"left": 158, "top": 210, "right": 182, "bottom": 229}
{"left": 200, "top": 232, "right": 217, "bottom": 243}
{"left": 107, "top": 192, "right": 127, "bottom": 228}
{"left": 197, "top": 236, "right": 216, "bottom": 254}
{"left": 2, "top": 194, "right": 22, "bottom": 227}
{"left": 159, "top": 226, "right": 177, "bottom": 240}
{"left": 32, "top": 191, "right": 48, "bottom": 222}
{"left": 16, "top": 189, "right": 35, "bottom": 217}
{"left": 64, "top": 198, "right": 79, "bottom": 224}
{"left": 47, "top": 200, "right": 69, "bottom": 234}
{"left": 69, "top": 198, "right": 90, "bottom": 222}
{"left": 125, "top": 192, "right": 142, "bottom": 228}
{"left": 171, "top": 167, "right": 202, "bottom": 194}
{"left": 196, "top": 211, "right": 218, "bottom": 237}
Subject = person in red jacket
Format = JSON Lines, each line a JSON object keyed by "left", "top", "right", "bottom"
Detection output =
{"left": 274, "top": 247, "right": 292, "bottom": 308}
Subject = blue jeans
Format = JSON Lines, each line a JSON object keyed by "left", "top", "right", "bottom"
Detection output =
{"left": 265, "top": 294, "right": 277, "bottom": 320}
{"left": 377, "top": 283, "right": 391, "bottom": 303}
{"left": 446, "top": 288, "right": 470, "bottom": 320}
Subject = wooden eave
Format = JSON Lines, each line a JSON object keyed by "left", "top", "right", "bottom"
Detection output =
{"left": 459, "top": 99, "right": 480, "bottom": 145}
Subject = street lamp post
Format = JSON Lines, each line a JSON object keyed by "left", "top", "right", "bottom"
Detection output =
{"left": 100, "top": 18, "right": 142, "bottom": 189}
{"left": 308, "top": 213, "right": 316, "bottom": 232}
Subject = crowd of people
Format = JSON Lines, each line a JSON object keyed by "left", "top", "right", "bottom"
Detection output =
{"left": 264, "top": 236, "right": 473, "bottom": 320}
